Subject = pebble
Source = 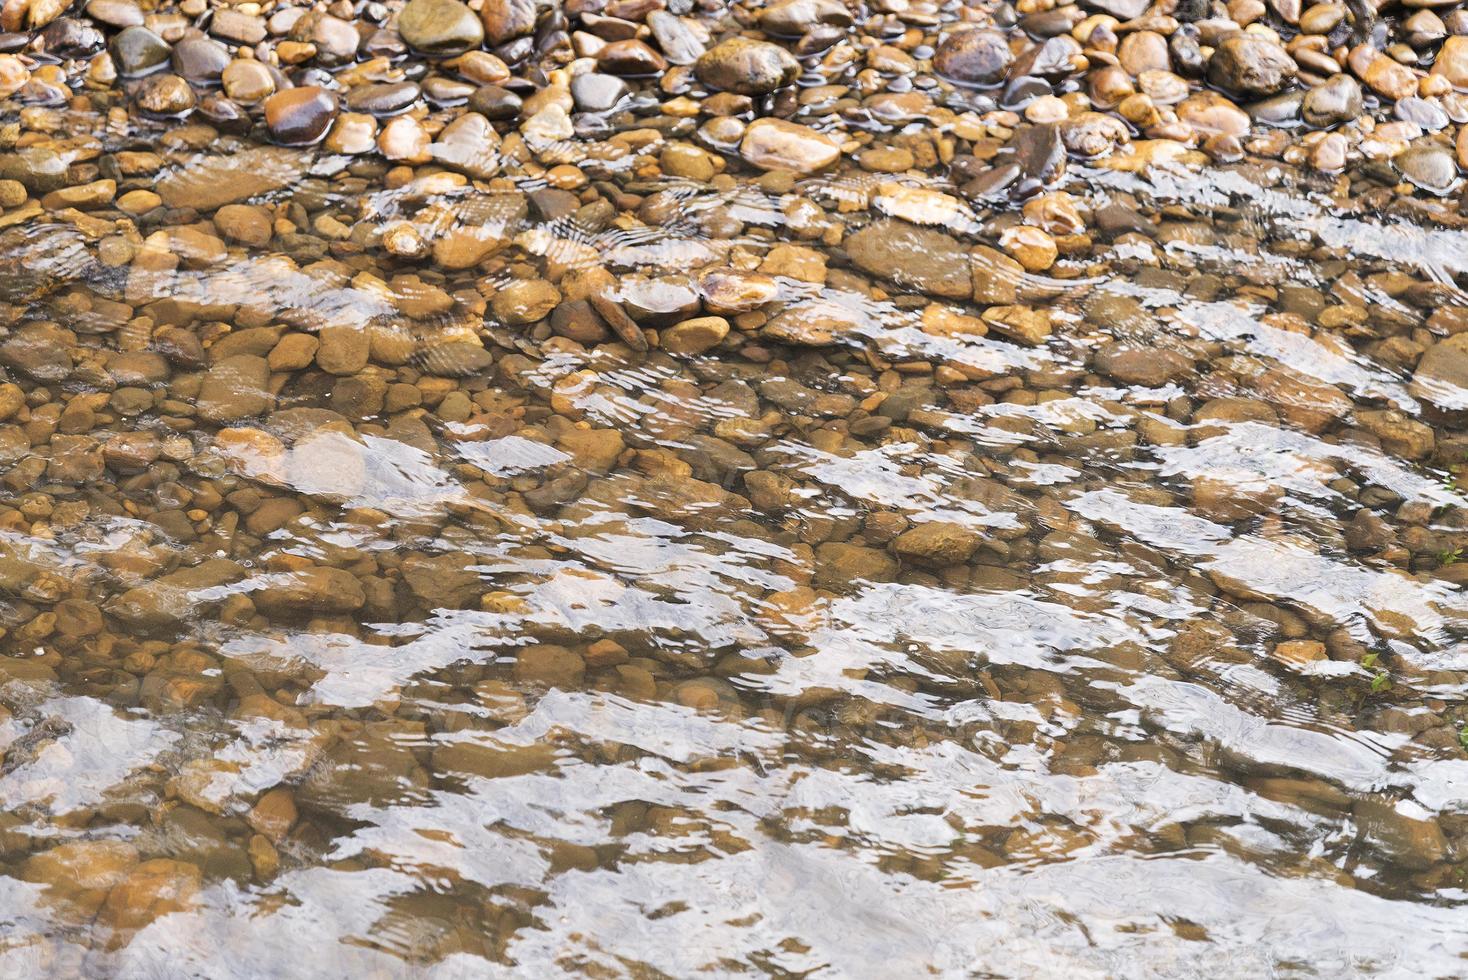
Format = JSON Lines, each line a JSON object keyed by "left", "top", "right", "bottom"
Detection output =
{"left": 933, "top": 29, "right": 1012, "bottom": 87}
{"left": 760, "top": 0, "right": 852, "bottom": 37}
{"left": 514, "top": 644, "right": 586, "bottom": 688}
{"left": 398, "top": 0, "right": 483, "bottom": 54}
{"left": 221, "top": 59, "right": 274, "bottom": 103}
{"left": 171, "top": 36, "right": 230, "bottom": 83}
{"left": 893, "top": 522, "right": 983, "bottom": 565}
{"left": 469, "top": 83, "right": 523, "bottom": 118}
{"left": 0, "top": 54, "right": 27, "bottom": 98}
{"left": 111, "top": 25, "right": 170, "bottom": 76}
{"left": 662, "top": 316, "right": 730, "bottom": 355}
{"left": 253, "top": 566, "right": 365, "bottom": 616}
{"left": 569, "top": 72, "right": 627, "bottom": 112}
{"left": 263, "top": 86, "right": 336, "bottom": 145}
{"left": 197, "top": 355, "right": 272, "bottom": 423}
{"left": 1395, "top": 144, "right": 1458, "bottom": 195}
{"left": 493, "top": 279, "right": 561, "bottom": 325}
{"left": 1432, "top": 35, "right": 1468, "bottom": 89}
{"left": 695, "top": 37, "right": 799, "bottom": 96}
{"left": 1302, "top": 74, "right": 1363, "bottom": 128}
{"left": 597, "top": 39, "right": 667, "bottom": 76}
{"left": 739, "top": 118, "right": 840, "bottom": 173}
{"left": 1410, "top": 333, "right": 1468, "bottom": 407}
{"left": 846, "top": 220, "right": 971, "bottom": 299}
{"left": 479, "top": 0, "right": 535, "bottom": 45}
{"left": 1095, "top": 342, "right": 1193, "bottom": 386}
{"left": 1207, "top": 35, "right": 1296, "bottom": 97}
{"left": 134, "top": 73, "right": 195, "bottom": 115}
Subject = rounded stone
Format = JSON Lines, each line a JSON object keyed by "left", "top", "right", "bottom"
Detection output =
{"left": 1411, "top": 333, "right": 1468, "bottom": 408}
{"left": 695, "top": 37, "right": 800, "bottom": 96}
{"left": 346, "top": 81, "right": 421, "bottom": 116}
{"left": 933, "top": 29, "right": 1013, "bottom": 87}
{"left": 1095, "top": 342, "right": 1194, "bottom": 386}
{"left": 397, "top": 0, "right": 484, "bottom": 55}
{"left": 1395, "top": 144, "right": 1458, "bottom": 195}
{"left": 662, "top": 316, "right": 731, "bottom": 355}
{"left": 569, "top": 72, "right": 627, "bottom": 112}
{"left": 492, "top": 279, "right": 561, "bottom": 325}
{"left": 596, "top": 39, "right": 668, "bottom": 76}
{"left": 1207, "top": 35, "right": 1297, "bottom": 97}
{"left": 111, "top": 26, "right": 171, "bottom": 77}
{"left": 759, "top": 0, "right": 853, "bottom": 37}
{"left": 221, "top": 59, "right": 275, "bottom": 103}
{"left": 86, "top": 0, "right": 144, "bottom": 28}
{"left": 480, "top": 0, "right": 536, "bottom": 45}
{"left": 739, "top": 118, "right": 841, "bottom": 173}
{"left": 1302, "top": 74, "right": 1362, "bottom": 128}
{"left": 1432, "top": 35, "right": 1468, "bottom": 88}
{"left": 171, "top": 37, "right": 231, "bottom": 83}
{"left": 264, "top": 86, "right": 337, "bottom": 146}
{"left": 134, "top": 73, "right": 196, "bottom": 116}
{"left": 468, "top": 83, "right": 523, "bottom": 119}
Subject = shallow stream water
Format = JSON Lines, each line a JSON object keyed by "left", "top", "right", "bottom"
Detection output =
{"left": 5, "top": 0, "right": 1468, "bottom": 976}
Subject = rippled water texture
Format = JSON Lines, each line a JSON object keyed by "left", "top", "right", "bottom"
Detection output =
{"left": 7, "top": 6, "right": 1468, "bottom": 980}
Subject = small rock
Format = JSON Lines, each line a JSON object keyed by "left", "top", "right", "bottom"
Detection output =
{"left": 569, "top": 72, "right": 626, "bottom": 112}
{"left": 41, "top": 179, "right": 115, "bottom": 210}
{"left": 845, "top": 219, "right": 971, "bottom": 299}
{"left": 100, "top": 860, "right": 201, "bottom": 932}
{"left": 1302, "top": 74, "right": 1362, "bottom": 128}
{"left": 1095, "top": 342, "right": 1193, "bottom": 386}
{"left": 695, "top": 37, "right": 799, "bottom": 96}
{"left": 1411, "top": 334, "right": 1468, "bottom": 408}
{"left": 111, "top": 25, "right": 171, "bottom": 77}
{"left": 221, "top": 59, "right": 275, "bottom": 103}
{"left": 253, "top": 566, "right": 365, "bottom": 617}
{"left": 759, "top": 0, "right": 853, "bottom": 37}
{"left": 197, "top": 355, "right": 272, "bottom": 423}
{"left": 647, "top": 11, "right": 707, "bottom": 64}
{"left": 1271, "top": 639, "right": 1327, "bottom": 667}
{"left": 514, "top": 644, "right": 586, "bottom": 688}
{"left": 214, "top": 203, "right": 271, "bottom": 247}
{"left": 1395, "top": 144, "right": 1458, "bottom": 195}
{"left": 893, "top": 522, "right": 983, "bottom": 565}
{"left": 597, "top": 39, "right": 668, "bottom": 76}
{"left": 492, "top": 279, "right": 561, "bottom": 325}
{"left": 740, "top": 118, "right": 841, "bottom": 173}
{"left": 1207, "top": 35, "right": 1296, "bottom": 97}
{"left": 813, "top": 542, "right": 899, "bottom": 589}
{"left": 1431, "top": 35, "right": 1468, "bottom": 89}
{"left": 1353, "top": 798, "right": 1447, "bottom": 870}
{"left": 315, "top": 326, "right": 369, "bottom": 375}
{"left": 662, "top": 316, "right": 730, "bottom": 355}
{"left": 479, "top": 0, "right": 535, "bottom": 45}
{"left": 398, "top": 0, "right": 483, "bottom": 54}
{"left": 469, "top": 83, "right": 523, "bottom": 119}
{"left": 134, "top": 73, "right": 196, "bottom": 115}
{"left": 263, "top": 86, "right": 337, "bottom": 146}
{"left": 933, "top": 29, "right": 1012, "bottom": 86}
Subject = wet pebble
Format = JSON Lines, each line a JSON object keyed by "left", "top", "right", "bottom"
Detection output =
{"left": 933, "top": 29, "right": 1012, "bottom": 87}
{"left": 1396, "top": 144, "right": 1459, "bottom": 195}
{"left": 397, "top": 0, "right": 483, "bottom": 54}
{"left": 739, "top": 118, "right": 840, "bottom": 173}
{"left": 264, "top": 86, "right": 337, "bottom": 145}
{"left": 134, "top": 73, "right": 195, "bottom": 115}
{"left": 111, "top": 25, "right": 170, "bottom": 76}
{"left": 695, "top": 37, "right": 799, "bottom": 96}
{"left": 1207, "top": 35, "right": 1296, "bottom": 97}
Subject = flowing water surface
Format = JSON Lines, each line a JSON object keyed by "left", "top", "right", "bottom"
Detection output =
{"left": 4, "top": 1, "right": 1468, "bottom": 976}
